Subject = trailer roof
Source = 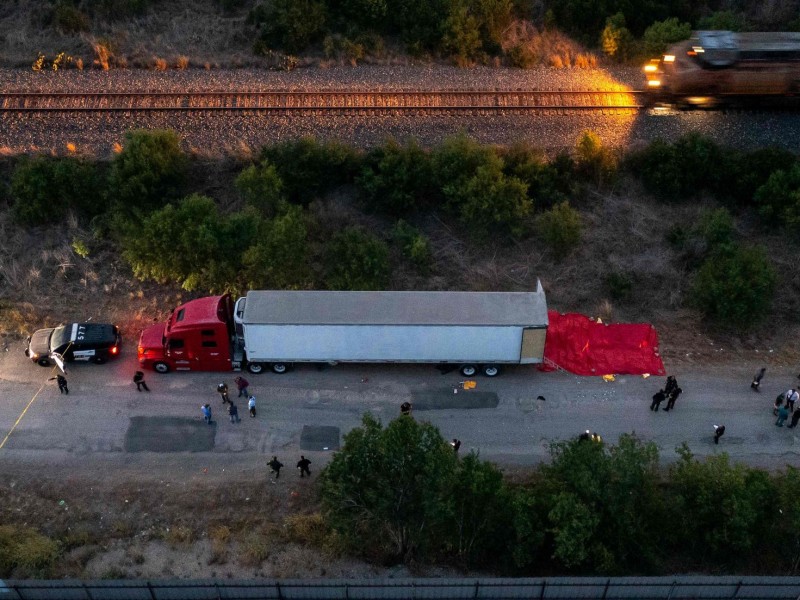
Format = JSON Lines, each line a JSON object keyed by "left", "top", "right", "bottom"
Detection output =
{"left": 241, "top": 283, "right": 548, "bottom": 327}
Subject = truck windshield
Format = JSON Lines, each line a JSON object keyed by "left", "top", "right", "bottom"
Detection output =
{"left": 50, "top": 325, "right": 70, "bottom": 351}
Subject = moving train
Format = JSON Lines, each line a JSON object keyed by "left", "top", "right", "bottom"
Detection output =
{"left": 644, "top": 31, "right": 800, "bottom": 106}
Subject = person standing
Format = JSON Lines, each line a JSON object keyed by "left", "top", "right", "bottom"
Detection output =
{"left": 133, "top": 370, "right": 150, "bottom": 392}
{"left": 217, "top": 383, "right": 230, "bottom": 405}
{"left": 777, "top": 405, "right": 790, "bottom": 427}
{"left": 201, "top": 404, "right": 212, "bottom": 425}
{"left": 228, "top": 402, "right": 240, "bottom": 423}
{"left": 785, "top": 388, "right": 799, "bottom": 412}
{"left": 664, "top": 387, "right": 682, "bottom": 412}
{"left": 267, "top": 456, "right": 283, "bottom": 480}
{"left": 297, "top": 455, "right": 311, "bottom": 478}
{"left": 49, "top": 374, "right": 69, "bottom": 394}
{"left": 751, "top": 367, "right": 766, "bottom": 392}
{"left": 713, "top": 424, "right": 725, "bottom": 444}
{"left": 664, "top": 376, "right": 678, "bottom": 396}
{"left": 235, "top": 376, "right": 250, "bottom": 398}
{"left": 650, "top": 389, "right": 666, "bottom": 411}
{"left": 248, "top": 395, "right": 256, "bottom": 418}
{"left": 400, "top": 401, "right": 412, "bottom": 416}
{"left": 451, "top": 438, "right": 462, "bottom": 453}
{"left": 774, "top": 393, "right": 785, "bottom": 416}
{"left": 789, "top": 409, "right": 800, "bottom": 429}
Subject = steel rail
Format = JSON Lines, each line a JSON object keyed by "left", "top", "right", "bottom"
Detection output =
{"left": 0, "top": 90, "right": 646, "bottom": 112}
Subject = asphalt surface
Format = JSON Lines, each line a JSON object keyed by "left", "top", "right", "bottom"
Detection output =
{"left": 1, "top": 346, "right": 799, "bottom": 480}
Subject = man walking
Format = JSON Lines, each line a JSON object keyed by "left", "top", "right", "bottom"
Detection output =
{"left": 133, "top": 370, "right": 150, "bottom": 392}
{"left": 789, "top": 409, "right": 800, "bottom": 429}
{"left": 785, "top": 388, "right": 799, "bottom": 412}
{"left": 664, "top": 375, "right": 678, "bottom": 396}
{"left": 49, "top": 374, "right": 69, "bottom": 394}
{"left": 267, "top": 456, "right": 283, "bottom": 481}
{"left": 228, "top": 401, "right": 240, "bottom": 424}
{"left": 713, "top": 424, "right": 725, "bottom": 444}
{"left": 297, "top": 455, "right": 311, "bottom": 478}
{"left": 777, "top": 404, "right": 790, "bottom": 427}
{"left": 235, "top": 376, "right": 250, "bottom": 398}
{"left": 664, "top": 387, "right": 682, "bottom": 412}
{"left": 751, "top": 367, "right": 766, "bottom": 392}
{"left": 217, "top": 383, "right": 230, "bottom": 405}
{"left": 248, "top": 395, "right": 256, "bottom": 418}
{"left": 201, "top": 404, "right": 212, "bottom": 425}
{"left": 650, "top": 389, "right": 666, "bottom": 411}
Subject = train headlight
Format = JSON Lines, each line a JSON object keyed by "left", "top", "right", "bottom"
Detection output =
{"left": 663, "top": 55, "right": 675, "bottom": 62}
{"left": 644, "top": 64, "right": 658, "bottom": 72}
{"left": 647, "top": 80, "right": 662, "bottom": 87}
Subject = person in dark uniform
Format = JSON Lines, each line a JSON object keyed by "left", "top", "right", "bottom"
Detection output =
{"left": 664, "top": 376, "right": 678, "bottom": 396}
{"left": 217, "top": 382, "right": 230, "bottom": 405}
{"left": 133, "top": 371, "right": 150, "bottom": 392}
{"left": 713, "top": 425, "right": 725, "bottom": 444}
{"left": 267, "top": 456, "right": 283, "bottom": 480}
{"left": 451, "top": 438, "right": 462, "bottom": 453}
{"left": 400, "top": 401, "right": 412, "bottom": 416}
{"left": 664, "top": 387, "right": 682, "bottom": 412}
{"left": 751, "top": 367, "right": 766, "bottom": 392}
{"left": 49, "top": 374, "right": 69, "bottom": 394}
{"left": 297, "top": 455, "right": 311, "bottom": 478}
{"left": 650, "top": 389, "right": 666, "bottom": 411}
{"left": 790, "top": 409, "right": 800, "bottom": 429}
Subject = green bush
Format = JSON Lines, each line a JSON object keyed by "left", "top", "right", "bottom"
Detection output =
{"left": 235, "top": 160, "right": 286, "bottom": 217}
{"left": 0, "top": 525, "right": 60, "bottom": 576}
{"left": 390, "top": 0, "right": 448, "bottom": 53}
{"left": 697, "top": 10, "right": 749, "bottom": 31}
{"left": 575, "top": 130, "right": 617, "bottom": 188}
{"left": 535, "top": 201, "right": 582, "bottom": 258}
{"left": 261, "top": 137, "right": 361, "bottom": 205}
{"left": 605, "top": 271, "right": 634, "bottom": 301}
{"left": 357, "top": 139, "right": 433, "bottom": 216}
{"left": 242, "top": 205, "right": 312, "bottom": 289}
{"left": 52, "top": 1, "right": 91, "bottom": 32}
{"left": 432, "top": 134, "right": 499, "bottom": 206}
{"left": 691, "top": 244, "right": 776, "bottom": 327}
{"left": 83, "top": 0, "right": 151, "bottom": 18}
{"left": 600, "top": 13, "right": 634, "bottom": 61}
{"left": 323, "top": 35, "right": 365, "bottom": 62}
{"left": 753, "top": 163, "right": 800, "bottom": 229}
{"left": 506, "top": 43, "right": 537, "bottom": 68}
{"left": 725, "top": 148, "right": 797, "bottom": 207}
{"left": 502, "top": 144, "right": 575, "bottom": 209}
{"left": 11, "top": 156, "right": 103, "bottom": 225}
{"left": 109, "top": 129, "right": 187, "bottom": 217}
{"left": 391, "top": 220, "right": 432, "bottom": 271}
{"left": 642, "top": 18, "right": 691, "bottom": 56}
{"left": 249, "top": 0, "right": 327, "bottom": 54}
{"left": 327, "top": 0, "right": 388, "bottom": 30}
{"left": 441, "top": 1, "right": 483, "bottom": 62}
{"left": 324, "top": 228, "right": 390, "bottom": 290}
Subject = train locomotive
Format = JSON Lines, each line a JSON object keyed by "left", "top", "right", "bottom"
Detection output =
{"left": 644, "top": 31, "right": 800, "bottom": 106}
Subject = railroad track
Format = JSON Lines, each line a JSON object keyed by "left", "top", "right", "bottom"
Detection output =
{"left": 0, "top": 90, "right": 644, "bottom": 113}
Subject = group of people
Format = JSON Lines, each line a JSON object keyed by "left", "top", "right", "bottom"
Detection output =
{"left": 202, "top": 376, "right": 257, "bottom": 424}
{"left": 650, "top": 375, "right": 682, "bottom": 412}
{"left": 267, "top": 455, "right": 311, "bottom": 481}
{"left": 773, "top": 387, "right": 800, "bottom": 428}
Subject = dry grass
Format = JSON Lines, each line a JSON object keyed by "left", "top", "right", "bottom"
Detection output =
{"left": 501, "top": 20, "right": 599, "bottom": 70}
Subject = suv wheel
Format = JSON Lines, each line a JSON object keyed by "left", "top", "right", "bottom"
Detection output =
{"left": 153, "top": 361, "right": 170, "bottom": 374}
{"left": 37, "top": 357, "right": 51, "bottom": 367}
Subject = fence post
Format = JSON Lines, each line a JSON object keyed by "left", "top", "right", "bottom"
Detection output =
{"left": 474, "top": 581, "right": 480, "bottom": 600}
{"left": 146, "top": 581, "right": 157, "bottom": 600}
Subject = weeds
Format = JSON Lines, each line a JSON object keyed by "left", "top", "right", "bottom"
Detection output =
{"left": 239, "top": 531, "right": 271, "bottom": 566}
{"left": 165, "top": 524, "right": 194, "bottom": 547}
{"left": 208, "top": 525, "right": 230, "bottom": 564}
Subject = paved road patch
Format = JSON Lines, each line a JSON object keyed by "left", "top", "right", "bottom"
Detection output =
{"left": 124, "top": 417, "right": 216, "bottom": 452}
{"left": 412, "top": 390, "right": 499, "bottom": 410}
{"left": 300, "top": 425, "right": 340, "bottom": 451}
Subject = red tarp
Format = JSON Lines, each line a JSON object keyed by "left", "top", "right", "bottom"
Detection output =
{"left": 542, "top": 310, "right": 665, "bottom": 376}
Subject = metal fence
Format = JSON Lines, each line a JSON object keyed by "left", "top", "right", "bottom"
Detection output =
{"left": 3, "top": 577, "right": 800, "bottom": 600}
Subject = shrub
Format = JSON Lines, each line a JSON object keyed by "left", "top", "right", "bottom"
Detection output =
{"left": 391, "top": 220, "right": 432, "bottom": 271}
{"left": 324, "top": 228, "right": 390, "bottom": 290}
{"left": 441, "top": 2, "right": 482, "bottom": 62}
{"left": 327, "top": 0, "right": 388, "bottom": 30}
{"left": 600, "top": 13, "right": 633, "bottom": 62}
{"left": 642, "top": 18, "right": 691, "bottom": 56}
{"left": 691, "top": 244, "right": 776, "bottom": 327}
{"left": 242, "top": 205, "right": 312, "bottom": 289}
{"left": 605, "top": 271, "right": 634, "bottom": 301}
{"left": 235, "top": 160, "right": 286, "bottom": 217}
{"left": 53, "top": 2, "right": 91, "bottom": 33}
{"left": 697, "top": 11, "right": 749, "bottom": 31}
{"left": 239, "top": 532, "right": 271, "bottom": 565}
{"left": 357, "top": 139, "right": 433, "bottom": 216}
{"left": 575, "top": 130, "right": 617, "bottom": 188}
{"left": 535, "top": 201, "right": 582, "bottom": 258}
{"left": 506, "top": 43, "right": 536, "bottom": 68}
{"left": 432, "top": 134, "right": 499, "bottom": 205}
{"left": 261, "top": 137, "right": 361, "bottom": 205}
{"left": 753, "top": 163, "right": 800, "bottom": 229}
{"left": 11, "top": 156, "right": 103, "bottom": 225}
{"left": 725, "top": 148, "right": 797, "bottom": 207}
{"left": 0, "top": 525, "right": 60, "bottom": 576}
{"left": 323, "top": 35, "right": 365, "bottom": 63}
{"left": 109, "top": 129, "right": 187, "bottom": 216}
{"left": 249, "top": 0, "right": 327, "bottom": 54}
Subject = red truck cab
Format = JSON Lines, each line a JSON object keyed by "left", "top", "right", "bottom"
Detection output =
{"left": 138, "top": 295, "right": 235, "bottom": 373}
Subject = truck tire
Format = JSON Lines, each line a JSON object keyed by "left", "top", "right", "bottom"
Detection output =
{"left": 271, "top": 363, "right": 288, "bottom": 374}
{"left": 460, "top": 364, "right": 477, "bottom": 377}
{"left": 247, "top": 362, "right": 265, "bottom": 374}
{"left": 93, "top": 356, "right": 107, "bottom": 365}
{"left": 153, "top": 361, "right": 170, "bottom": 374}
{"left": 37, "top": 357, "right": 51, "bottom": 367}
{"left": 482, "top": 365, "right": 500, "bottom": 377}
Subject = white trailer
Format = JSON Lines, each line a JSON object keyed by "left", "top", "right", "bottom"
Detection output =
{"left": 233, "top": 282, "right": 548, "bottom": 376}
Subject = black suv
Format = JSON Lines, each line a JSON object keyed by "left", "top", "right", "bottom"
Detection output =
{"left": 25, "top": 323, "right": 122, "bottom": 366}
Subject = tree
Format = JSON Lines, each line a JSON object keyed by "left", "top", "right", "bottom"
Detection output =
{"left": 235, "top": 160, "right": 286, "bottom": 217}
{"left": 600, "top": 13, "right": 634, "bottom": 61}
{"left": 753, "top": 163, "right": 800, "bottom": 229}
{"left": 642, "top": 17, "right": 691, "bottom": 56}
{"left": 242, "top": 205, "right": 312, "bottom": 289}
{"left": 357, "top": 139, "right": 433, "bottom": 216}
{"left": 691, "top": 244, "right": 776, "bottom": 328}
{"left": 503, "top": 144, "right": 576, "bottom": 210}
{"left": 575, "top": 130, "right": 617, "bottom": 188}
{"left": 10, "top": 156, "right": 103, "bottom": 225}
{"left": 109, "top": 129, "right": 187, "bottom": 217}
{"left": 432, "top": 134, "right": 498, "bottom": 203}
{"left": 391, "top": 220, "right": 432, "bottom": 272}
{"left": 319, "top": 414, "right": 457, "bottom": 562}
{"left": 324, "top": 228, "right": 390, "bottom": 290}
{"left": 535, "top": 201, "right": 582, "bottom": 258}
{"left": 250, "top": 0, "right": 327, "bottom": 54}
{"left": 441, "top": 1, "right": 482, "bottom": 62}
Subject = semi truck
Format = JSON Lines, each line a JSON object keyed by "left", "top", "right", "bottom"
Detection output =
{"left": 137, "top": 283, "right": 548, "bottom": 377}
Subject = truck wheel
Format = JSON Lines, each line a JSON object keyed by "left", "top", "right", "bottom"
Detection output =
{"left": 460, "top": 364, "right": 477, "bottom": 377}
{"left": 271, "top": 363, "right": 288, "bottom": 374}
{"left": 247, "top": 362, "right": 265, "bottom": 374}
{"left": 37, "top": 357, "right": 51, "bottom": 367}
{"left": 153, "top": 361, "right": 170, "bottom": 374}
{"left": 482, "top": 365, "right": 500, "bottom": 377}
{"left": 93, "top": 356, "right": 107, "bottom": 365}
